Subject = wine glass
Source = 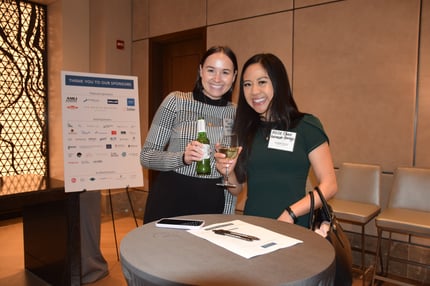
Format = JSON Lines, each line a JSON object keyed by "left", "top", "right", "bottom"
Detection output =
{"left": 216, "top": 133, "right": 239, "bottom": 188}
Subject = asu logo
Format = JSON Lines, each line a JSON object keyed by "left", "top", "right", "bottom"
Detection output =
{"left": 65, "top": 96, "right": 78, "bottom": 103}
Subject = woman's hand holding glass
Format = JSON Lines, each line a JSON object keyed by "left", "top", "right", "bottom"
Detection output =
{"left": 215, "top": 133, "right": 242, "bottom": 188}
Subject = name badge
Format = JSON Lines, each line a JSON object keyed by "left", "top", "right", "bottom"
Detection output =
{"left": 268, "top": 129, "right": 296, "bottom": 152}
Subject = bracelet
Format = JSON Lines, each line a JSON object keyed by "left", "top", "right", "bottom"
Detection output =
{"left": 285, "top": 206, "right": 297, "bottom": 223}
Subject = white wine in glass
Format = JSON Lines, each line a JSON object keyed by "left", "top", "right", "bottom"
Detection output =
{"left": 216, "top": 133, "right": 238, "bottom": 188}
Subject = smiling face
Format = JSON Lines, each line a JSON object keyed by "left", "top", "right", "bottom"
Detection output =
{"left": 242, "top": 63, "right": 274, "bottom": 120}
{"left": 199, "top": 52, "right": 237, "bottom": 100}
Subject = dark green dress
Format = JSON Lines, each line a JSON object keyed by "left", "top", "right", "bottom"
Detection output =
{"left": 243, "top": 114, "right": 329, "bottom": 227}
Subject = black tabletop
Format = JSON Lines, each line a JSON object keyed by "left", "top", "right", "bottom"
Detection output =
{"left": 0, "top": 174, "right": 65, "bottom": 214}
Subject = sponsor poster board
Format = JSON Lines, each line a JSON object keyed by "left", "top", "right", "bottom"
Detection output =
{"left": 61, "top": 71, "right": 143, "bottom": 192}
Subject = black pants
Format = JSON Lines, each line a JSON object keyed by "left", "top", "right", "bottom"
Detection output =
{"left": 143, "top": 171, "right": 224, "bottom": 224}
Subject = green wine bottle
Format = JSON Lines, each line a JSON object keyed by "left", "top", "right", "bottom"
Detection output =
{"left": 195, "top": 118, "right": 211, "bottom": 175}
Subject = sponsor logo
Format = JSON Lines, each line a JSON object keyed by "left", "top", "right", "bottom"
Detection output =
{"left": 65, "top": 96, "right": 78, "bottom": 103}
{"left": 107, "top": 99, "right": 118, "bottom": 104}
{"left": 83, "top": 98, "right": 99, "bottom": 103}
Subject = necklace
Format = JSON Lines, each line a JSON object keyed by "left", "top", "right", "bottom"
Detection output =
{"left": 260, "top": 120, "right": 277, "bottom": 141}
{"left": 260, "top": 126, "right": 270, "bottom": 141}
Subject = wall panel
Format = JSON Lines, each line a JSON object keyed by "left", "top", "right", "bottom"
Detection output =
{"left": 131, "top": 39, "right": 150, "bottom": 188}
{"left": 48, "top": 0, "right": 64, "bottom": 180}
{"left": 207, "top": 0, "right": 292, "bottom": 25}
{"left": 292, "top": 0, "right": 421, "bottom": 171}
{"left": 132, "top": 0, "right": 149, "bottom": 40}
{"left": 207, "top": 12, "right": 293, "bottom": 102}
{"left": 416, "top": 0, "right": 430, "bottom": 168}
{"left": 90, "top": 0, "right": 132, "bottom": 75}
{"left": 295, "top": 0, "right": 342, "bottom": 9}
{"left": 48, "top": 0, "right": 91, "bottom": 180}
{"left": 148, "top": 0, "right": 206, "bottom": 37}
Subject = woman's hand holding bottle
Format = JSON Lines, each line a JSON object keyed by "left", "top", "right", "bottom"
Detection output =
{"left": 183, "top": 141, "right": 207, "bottom": 165}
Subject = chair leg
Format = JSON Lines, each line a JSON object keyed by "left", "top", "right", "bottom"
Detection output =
{"left": 385, "top": 232, "right": 392, "bottom": 275}
{"left": 360, "top": 224, "right": 366, "bottom": 286}
{"left": 371, "top": 227, "right": 383, "bottom": 286}
{"left": 378, "top": 234, "right": 383, "bottom": 274}
{"left": 361, "top": 224, "right": 366, "bottom": 270}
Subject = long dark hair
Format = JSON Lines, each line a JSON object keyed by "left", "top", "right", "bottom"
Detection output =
{"left": 192, "top": 46, "right": 238, "bottom": 102}
{"left": 234, "top": 53, "right": 304, "bottom": 183}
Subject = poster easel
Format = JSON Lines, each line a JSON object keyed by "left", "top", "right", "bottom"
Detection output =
{"left": 61, "top": 71, "right": 144, "bottom": 262}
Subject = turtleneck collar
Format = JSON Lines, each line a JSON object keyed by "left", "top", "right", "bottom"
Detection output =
{"left": 193, "top": 90, "right": 228, "bottom": 106}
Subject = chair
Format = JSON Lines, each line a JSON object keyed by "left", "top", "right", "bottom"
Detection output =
{"left": 329, "top": 162, "right": 381, "bottom": 284}
{"left": 371, "top": 167, "right": 430, "bottom": 286}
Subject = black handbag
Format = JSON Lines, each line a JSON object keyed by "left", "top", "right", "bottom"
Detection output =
{"left": 309, "top": 186, "right": 353, "bottom": 286}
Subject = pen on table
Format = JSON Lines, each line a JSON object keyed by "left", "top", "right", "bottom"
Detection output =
{"left": 212, "top": 229, "right": 260, "bottom": 241}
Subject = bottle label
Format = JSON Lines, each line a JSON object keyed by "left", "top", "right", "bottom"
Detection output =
{"left": 197, "top": 119, "right": 206, "bottom": 133}
{"left": 202, "top": 144, "right": 210, "bottom": 159}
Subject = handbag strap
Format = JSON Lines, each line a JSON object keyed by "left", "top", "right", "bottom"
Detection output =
{"left": 308, "top": 186, "right": 333, "bottom": 230}
{"left": 308, "top": 191, "right": 315, "bottom": 230}
{"left": 314, "top": 186, "right": 333, "bottom": 224}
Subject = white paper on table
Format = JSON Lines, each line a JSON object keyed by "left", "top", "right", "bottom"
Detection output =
{"left": 187, "top": 219, "right": 303, "bottom": 259}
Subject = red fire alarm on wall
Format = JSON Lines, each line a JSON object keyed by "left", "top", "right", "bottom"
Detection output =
{"left": 116, "top": 40, "right": 125, "bottom": 50}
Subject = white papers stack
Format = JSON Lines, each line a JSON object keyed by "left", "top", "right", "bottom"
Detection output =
{"left": 188, "top": 219, "right": 303, "bottom": 259}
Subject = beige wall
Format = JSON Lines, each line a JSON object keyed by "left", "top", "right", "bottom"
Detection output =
{"left": 294, "top": 0, "right": 421, "bottom": 171}
{"left": 90, "top": 0, "right": 132, "bottom": 75}
{"left": 47, "top": 0, "right": 132, "bottom": 180}
{"left": 48, "top": 0, "right": 91, "bottom": 180}
{"left": 417, "top": 0, "right": 430, "bottom": 168}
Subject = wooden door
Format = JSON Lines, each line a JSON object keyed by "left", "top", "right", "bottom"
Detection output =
{"left": 148, "top": 28, "right": 206, "bottom": 186}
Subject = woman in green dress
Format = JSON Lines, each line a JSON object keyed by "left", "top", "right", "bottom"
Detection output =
{"left": 215, "top": 53, "right": 337, "bottom": 227}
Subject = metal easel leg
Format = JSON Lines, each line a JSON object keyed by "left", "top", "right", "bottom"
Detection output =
{"left": 125, "top": 185, "right": 139, "bottom": 227}
{"left": 108, "top": 189, "right": 120, "bottom": 261}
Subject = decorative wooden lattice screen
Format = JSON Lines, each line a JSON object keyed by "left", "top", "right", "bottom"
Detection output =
{"left": 0, "top": 0, "right": 48, "bottom": 176}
